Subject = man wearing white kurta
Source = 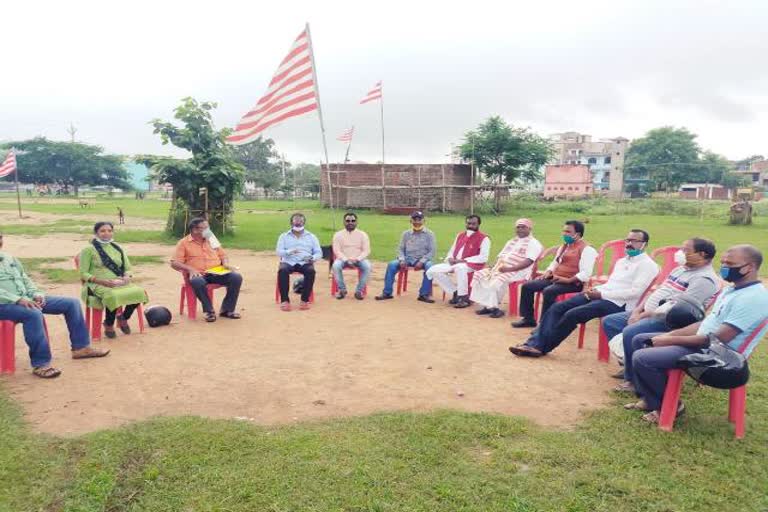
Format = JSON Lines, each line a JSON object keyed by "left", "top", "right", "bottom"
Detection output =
{"left": 426, "top": 215, "right": 490, "bottom": 308}
{"left": 470, "top": 218, "right": 542, "bottom": 318}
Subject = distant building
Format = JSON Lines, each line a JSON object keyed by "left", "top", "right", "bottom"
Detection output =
{"left": 123, "top": 161, "right": 151, "bottom": 191}
{"left": 679, "top": 183, "right": 732, "bottom": 200}
{"left": 549, "top": 132, "right": 629, "bottom": 197}
{"left": 543, "top": 164, "right": 593, "bottom": 199}
{"left": 732, "top": 159, "right": 768, "bottom": 188}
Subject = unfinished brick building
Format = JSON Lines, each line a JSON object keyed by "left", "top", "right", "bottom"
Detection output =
{"left": 321, "top": 164, "right": 473, "bottom": 212}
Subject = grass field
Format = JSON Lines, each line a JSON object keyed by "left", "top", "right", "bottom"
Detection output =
{"left": 1, "top": 195, "right": 767, "bottom": 511}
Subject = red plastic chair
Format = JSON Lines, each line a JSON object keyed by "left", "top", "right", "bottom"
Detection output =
{"left": 396, "top": 266, "right": 430, "bottom": 296}
{"left": 592, "top": 239, "right": 626, "bottom": 284}
{"left": 0, "top": 319, "right": 51, "bottom": 375}
{"left": 508, "top": 246, "right": 556, "bottom": 317}
{"left": 73, "top": 255, "right": 145, "bottom": 340}
{"left": 274, "top": 271, "right": 315, "bottom": 304}
{"left": 658, "top": 318, "right": 768, "bottom": 438}
{"left": 329, "top": 251, "right": 368, "bottom": 297}
{"left": 179, "top": 272, "right": 224, "bottom": 320}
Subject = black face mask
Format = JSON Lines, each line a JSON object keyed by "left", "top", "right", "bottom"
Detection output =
{"left": 720, "top": 264, "right": 747, "bottom": 283}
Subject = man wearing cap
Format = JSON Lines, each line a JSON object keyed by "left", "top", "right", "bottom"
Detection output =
{"left": 426, "top": 215, "right": 490, "bottom": 308}
{"left": 375, "top": 211, "right": 437, "bottom": 302}
{"left": 469, "top": 219, "right": 542, "bottom": 318}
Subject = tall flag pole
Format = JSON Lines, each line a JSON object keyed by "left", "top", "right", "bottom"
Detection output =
{"left": 360, "top": 81, "right": 385, "bottom": 207}
{"left": 336, "top": 126, "right": 355, "bottom": 164}
{"left": 0, "top": 149, "right": 21, "bottom": 218}
{"left": 226, "top": 24, "right": 334, "bottom": 224}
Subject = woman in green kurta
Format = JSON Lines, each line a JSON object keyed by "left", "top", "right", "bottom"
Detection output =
{"left": 79, "top": 222, "right": 148, "bottom": 338}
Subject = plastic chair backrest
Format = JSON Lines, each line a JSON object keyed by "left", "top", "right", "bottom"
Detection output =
{"left": 736, "top": 318, "right": 768, "bottom": 356}
{"left": 534, "top": 245, "right": 560, "bottom": 275}
{"left": 651, "top": 246, "right": 680, "bottom": 278}
{"left": 595, "top": 239, "right": 625, "bottom": 277}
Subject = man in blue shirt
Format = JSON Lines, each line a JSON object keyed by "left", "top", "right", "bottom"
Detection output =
{"left": 276, "top": 213, "right": 323, "bottom": 311}
{"left": 626, "top": 244, "right": 768, "bottom": 424}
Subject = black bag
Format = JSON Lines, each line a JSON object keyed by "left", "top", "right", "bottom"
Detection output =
{"left": 676, "top": 341, "right": 750, "bottom": 389}
{"left": 144, "top": 305, "right": 172, "bottom": 327}
{"left": 665, "top": 296, "right": 705, "bottom": 330}
{"left": 293, "top": 276, "right": 305, "bottom": 295}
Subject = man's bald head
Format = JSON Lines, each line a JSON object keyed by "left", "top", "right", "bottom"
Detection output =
{"left": 730, "top": 244, "right": 763, "bottom": 270}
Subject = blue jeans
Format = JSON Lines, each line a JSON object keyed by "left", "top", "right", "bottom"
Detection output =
{"left": 631, "top": 332, "right": 699, "bottom": 411}
{"left": 332, "top": 259, "right": 372, "bottom": 293}
{"left": 382, "top": 258, "right": 433, "bottom": 296}
{"left": 0, "top": 296, "right": 90, "bottom": 368}
{"left": 526, "top": 294, "right": 624, "bottom": 354}
{"left": 602, "top": 311, "right": 669, "bottom": 381}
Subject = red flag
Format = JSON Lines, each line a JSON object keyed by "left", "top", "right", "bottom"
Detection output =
{"left": 336, "top": 126, "right": 354, "bottom": 143}
{"left": 0, "top": 150, "right": 16, "bottom": 178}
{"left": 360, "top": 81, "right": 382, "bottom": 104}
{"left": 227, "top": 28, "right": 319, "bottom": 145}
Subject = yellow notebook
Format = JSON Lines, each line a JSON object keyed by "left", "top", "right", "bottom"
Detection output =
{"left": 205, "top": 265, "right": 231, "bottom": 275}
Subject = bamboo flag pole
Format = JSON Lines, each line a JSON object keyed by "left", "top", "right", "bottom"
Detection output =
{"left": 13, "top": 151, "right": 22, "bottom": 219}
{"left": 343, "top": 125, "right": 354, "bottom": 164}
{"left": 305, "top": 22, "right": 336, "bottom": 230}
{"left": 380, "top": 82, "right": 386, "bottom": 209}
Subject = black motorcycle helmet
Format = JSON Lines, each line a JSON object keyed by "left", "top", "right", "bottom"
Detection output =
{"left": 293, "top": 276, "right": 305, "bottom": 295}
{"left": 144, "top": 305, "right": 172, "bottom": 327}
{"left": 677, "top": 342, "right": 750, "bottom": 389}
{"left": 665, "top": 296, "right": 705, "bottom": 330}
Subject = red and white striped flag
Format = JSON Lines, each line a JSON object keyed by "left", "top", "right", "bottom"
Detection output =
{"left": 360, "top": 81, "right": 382, "bottom": 104}
{"left": 227, "top": 28, "right": 319, "bottom": 145}
{"left": 0, "top": 150, "right": 17, "bottom": 178}
{"left": 336, "top": 126, "right": 354, "bottom": 143}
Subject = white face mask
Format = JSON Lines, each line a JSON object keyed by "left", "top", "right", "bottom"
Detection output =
{"left": 674, "top": 249, "right": 687, "bottom": 266}
{"left": 292, "top": 225, "right": 305, "bottom": 232}
{"left": 466, "top": 230, "right": 476, "bottom": 236}
{"left": 97, "top": 237, "right": 113, "bottom": 244}
{"left": 201, "top": 228, "right": 213, "bottom": 239}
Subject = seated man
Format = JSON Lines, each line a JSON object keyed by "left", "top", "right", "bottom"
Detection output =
{"left": 512, "top": 220, "right": 597, "bottom": 328}
{"left": 0, "top": 232, "right": 109, "bottom": 378}
{"left": 332, "top": 212, "right": 371, "bottom": 300}
{"left": 471, "top": 218, "right": 542, "bottom": 318}
{"left": 375, "top": 210, "right": 436, "bottom": 303}
{"left": 510, "top": 229, "right": 659, "bottom": 357}
{"left": 625, "top": 244, "right": 768, "bottom": 424}
{"left": 171, "top": 217, "right": 243, "bottom": 322}
{"left": 276, "top": 213, "right": 322, "bottom": 311}
{"left": 426, "top": 214, "right": 490, "bottom": 308}
{"left": 603, "top": 237, "right": 720, "bottom": 391}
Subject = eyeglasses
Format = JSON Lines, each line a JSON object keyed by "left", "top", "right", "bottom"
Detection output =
{"left": 624, "top": 239, "right": 644, "bottom": 244}
{"left": 344, "top": 219, "right": 356, "bottom": 223}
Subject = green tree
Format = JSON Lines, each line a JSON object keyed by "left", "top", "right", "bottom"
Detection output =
{"left": 1, "top": 137, "right": 132, "bottom": 195}
{"left": 293, "top": 163, "right": 320, "bottom": 198}
{"left": 141, "top": 97, "right": 244, "bottom": 236}
{"left": 697, "top": 151, "right": 748, "bottom": 187}
{"left": 459, "top": 116, "right": 552, "bottom": 184}
{"left": 625, "top": 127, "right": 702, "bottom": 192}
{"left": 230, "top": 136, "right": 280, "bottom": 182}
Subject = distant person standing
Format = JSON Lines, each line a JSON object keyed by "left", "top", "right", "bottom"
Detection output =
{"left": 117, "top": 207, "right": 125, "bottom": 225}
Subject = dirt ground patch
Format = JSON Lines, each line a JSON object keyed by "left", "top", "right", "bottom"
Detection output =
{"left": 0, "top": 209, "right": 165, "bottom": 231}
{"left": 1, "top": 234, "right": 618, "bottom": 436}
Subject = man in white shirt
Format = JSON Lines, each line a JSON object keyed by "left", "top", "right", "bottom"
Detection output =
{"left": 426, "top": 215, "right": 490, "bottom": 308}
{"left": 510, "top": 229, "right": 659, "bottom": 357}
{"left": 470, "top": 218, "right": 543, "bottom": 318}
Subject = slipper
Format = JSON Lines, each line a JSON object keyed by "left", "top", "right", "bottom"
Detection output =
{"left": 644, "top": 402, "right": 686, "bottom": 422}
{"left": 299, "top": 302, "right": 310, "bottom": 311}
{"left": 117, "top": 315, "right": 131, "bottom": 334}
{"left": 509, "top": 345, "right": 544, "bottom": 358}
{"left": 204, "top": 312, "right": 217, "bottom": 322}
{"left": 623, "top": 400, "right": 650, "bottom": 411}
{"left": 32, "top": 366, "right": 62, "bottom": 379}
{"left": 280, "top": 302, "right": 292, "bottom": 312}
{"left": 613, "top": 382, "right": 636, "bottom": 393}
{"left": 219, "top": 311, "right": 242, "bottom": 319}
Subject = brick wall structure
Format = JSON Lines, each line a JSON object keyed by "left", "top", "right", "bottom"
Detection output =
{"left": 321, "top": 164, "right": 473, "bottom": 212}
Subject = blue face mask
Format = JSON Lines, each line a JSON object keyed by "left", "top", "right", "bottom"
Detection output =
{"left": 720, "top": 265, "right": 746, "bottom": 282}
{"left": 563, "top": 235, "right": 575, "bottom": 244}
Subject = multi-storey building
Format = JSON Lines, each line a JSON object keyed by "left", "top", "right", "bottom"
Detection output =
{"left": 549, "top": 132, "right": 629, "bottom": 196}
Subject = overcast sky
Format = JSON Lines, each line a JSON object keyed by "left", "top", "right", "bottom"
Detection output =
{"left": 2, "top": 0, "right": 766, "bottom": 164}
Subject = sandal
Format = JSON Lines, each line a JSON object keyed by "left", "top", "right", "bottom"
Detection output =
{"left": 116, "top": 315, "right": 131, "bottom": 334}
{"left": 32, "top": 366, "right": 62, "bottom": 379}
{"left": 219, "top": 311, "right": 242, "bottom": 319}
{"left": 642, "top": 402, "right": 685, "bottom": 424}
{"left": 613, "top": 382, "right": 636, "bottom": 393}
{"left": 508, "top": 344, "right": 544, "bottom": 358}
{"left": 103, "top": 326, "right": 117, "bottom": 339}
{"left": 299, "top": 301, "right": 310, "bottom": 310}
{"left": 204, "top": 312, "right": 217, "bottom": 322}
{"left": 280, "top": 302, "right": 292, "bottom": 312}
{"left": 623, "top": 400, "right": 650, "bottom": 411}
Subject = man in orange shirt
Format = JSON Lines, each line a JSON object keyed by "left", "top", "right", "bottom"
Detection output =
{"left": 170, "top": 217, "right": 243, "bottom": 322}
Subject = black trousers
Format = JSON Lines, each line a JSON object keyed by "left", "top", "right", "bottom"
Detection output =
{"left": 278, "top": 263, "right": 316, "bottom": 303}
{"left": 103, "top": 303, "right": 138, "bottom": 326}
{"left": 518, "top": 278, "right": 584, "bottom": 321}
{"left": 189, "top": 272, "right": 243, "bottom": 314}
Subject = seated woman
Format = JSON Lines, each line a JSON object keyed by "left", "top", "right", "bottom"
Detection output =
{"left": 78, "top": 221, "right": 148, "bottom": 338}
